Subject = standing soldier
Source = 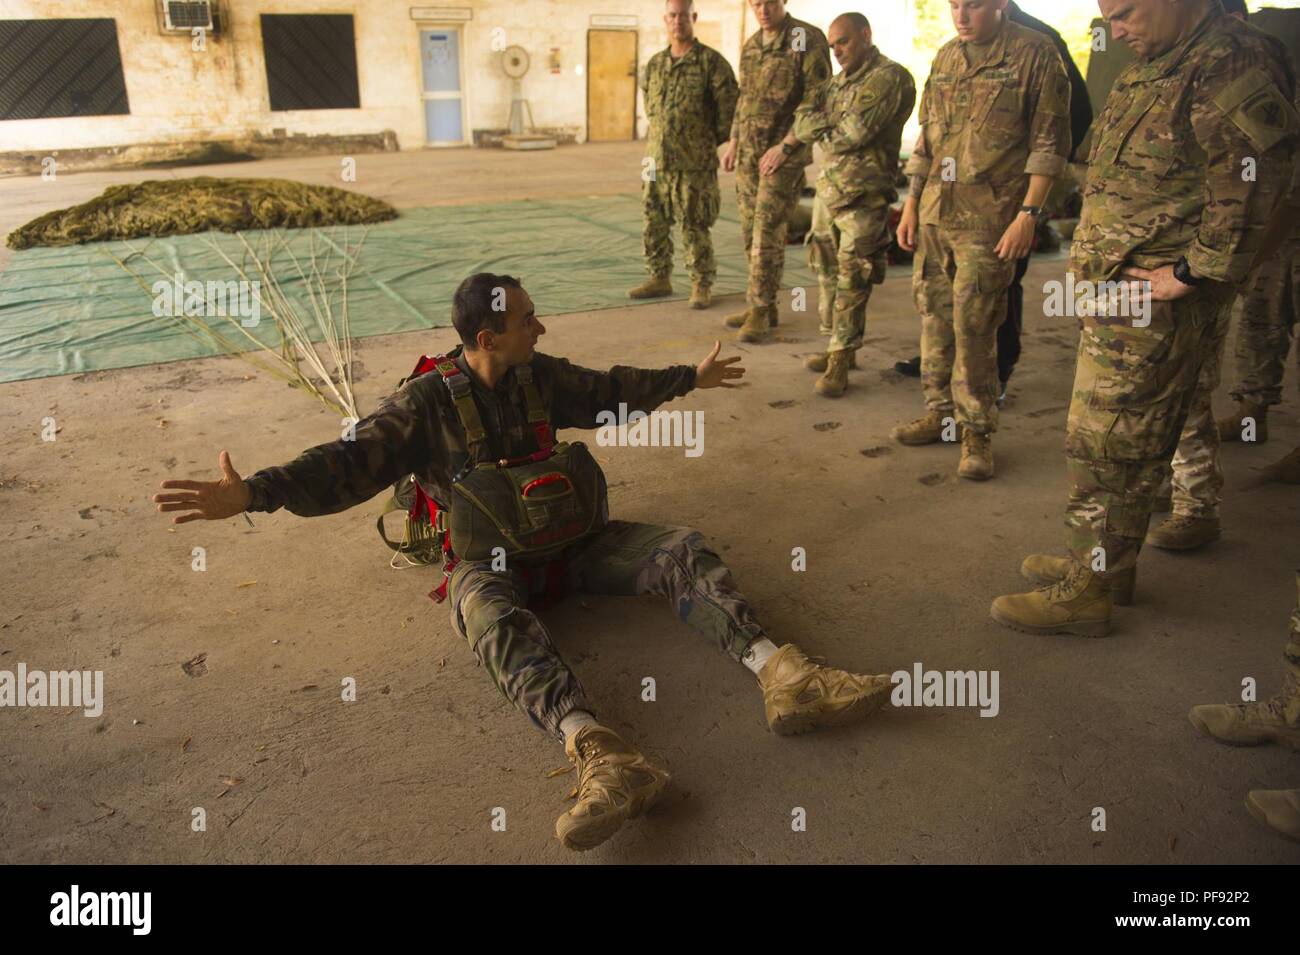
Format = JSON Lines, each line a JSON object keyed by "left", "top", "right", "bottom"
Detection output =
{"left": 893, "top": 0, "right": 1071, "bottom": 481}
{"left": 992, "top": 0, "right": 1300, "bottom": 637}
{"left": 630, "top": 0, "right": 738, "bottom": 310}
{"left": 721, "top": 0, "right": 832, "bottom": 343}
{"left": 790, "top": 13, "right": 915, "bottom": 398}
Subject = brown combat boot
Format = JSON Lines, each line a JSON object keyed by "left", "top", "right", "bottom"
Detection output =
{"left": 1262, "top": 445, "right": 1300, "bottom": 484}
{"left": 1145, "top": 513, "right": 1221, "bottom": 551}
{"left": 1217, "top": 401, "right": 1268, "bottom": 443}
{"left": 814, "top": 350, "right": 853, "bottom": 398}
{"left": 628, "top": 274, "right": 673, "bottom": 299}
{"left": 757, "top": 644, "right": 893, "bottom": 736}
{"left": 737, "top": 306, "right": 776, "bottom": 344}
{"left": 1020, "top": 554, "right": 1136, "bottom": 606}
{"left": 990, "top": 563, "right": 1113, "bottom": 637}
{"left": 1188, "top": 666, "right": 1300, "bottom": 750}
{"left": 958, "top": 430, "right": 994, "bottom": 480}
{"left": 554, "top": 724, "right": 671, "bottom": 851}
{"left": 1246, "top": 789, "right": 1300, "bottom": 841}
{"left": 689, "top": 281, "right": 712, "bottom": 309}
{"left": 726, "top": 307, "right": 778, "bottom": 329}
{"left": 890, "top": 409, "right": 952, "bottom": 446}
{"left": 804, "top": 350, "right": 858, "bottom": 373}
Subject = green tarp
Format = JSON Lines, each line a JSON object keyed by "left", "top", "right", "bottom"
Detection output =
{"left": 0, "top": 195, "right": 817, "bottom": 384}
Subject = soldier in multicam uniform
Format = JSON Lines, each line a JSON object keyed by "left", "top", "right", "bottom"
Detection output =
{"left": 991, "top": 0, "right": 1300, "bottom": 637}
{"left": 721, "top": 0, "right": 832, "bottom": 343}
{"left": 630, "top": 0, "right": 738, "bottom": 310}
{"left": 787, "top": 12, "right": 915, "bottom": 399}
{"left": 1144, "top": 0, "right": 1288, "bottom": 554}
{"left": 153, "top": 272, "right": 899, "bottom": 853}
{"left": 893, "top": 0, "right": 1071, "bottom": 481}
{"left": 1190, "top": 568, "right": 1300, "bottom": 842}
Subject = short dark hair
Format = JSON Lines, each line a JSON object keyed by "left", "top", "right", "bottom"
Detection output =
{"left": 834, "top": 12, "right": 870, "bottom": 32}
{"left": 452, "top": 272, "right": 521, "bottom": 348}
{"left": 1220, "top": 0, "right": 1249, "bottom": 17}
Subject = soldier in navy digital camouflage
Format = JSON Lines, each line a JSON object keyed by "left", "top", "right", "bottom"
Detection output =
{"left": 631, "top": 0, "right": 738, "bottom": 309}
{"left": 153, "top": 272, "right": 900, "bottom": 853}
{"left": 992, "top": 0, "right": 1300, "bottom": 637}
{"left": 722, "top": 0, "right": 832, "bottom": 343}
{"left": 790, "top": 12, "right": 915, "bottom": 398}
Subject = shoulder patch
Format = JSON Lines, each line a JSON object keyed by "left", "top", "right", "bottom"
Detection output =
{"left": 1212, "top": 67, "right": 1300, "bottom": 153}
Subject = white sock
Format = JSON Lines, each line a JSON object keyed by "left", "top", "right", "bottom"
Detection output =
{"left": 741, "top": 637, "right": 781, "bottom": 676}
{"left": 559, "top": 709, "right": 600, "bottom": 742}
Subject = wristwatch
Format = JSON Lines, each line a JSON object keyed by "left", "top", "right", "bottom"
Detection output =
{"left": 781, "top": 141, "right": 796, "bottom": 156}
{"left": 1173, "top": 256, "right": 1202, "bottom": 287}
{"left": 1020, "top": 204, "right": 1046, "bottom": 220}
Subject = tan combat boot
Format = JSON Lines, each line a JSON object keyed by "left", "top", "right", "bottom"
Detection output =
{"left": 689, "top": 281, "right": 712, "bottom": 309}
{"left": 814, "top": 350, "right": 853, "bottom": 398}
{"left": 989, "top": 563, "right": 1113, "bottom": 637}
{"left": 628, "top": 274, "right": 673, "bottom": 299}
{"left": 725, "top": 307, "right": 778, "bottom": 329}
{"left": 1246, "top": 789, "right": 1300, "bottom": 841}
{"left": 737, "top": 306, "right": 776, "bottom": 344}
{"left": 890, "top": 409, "right": 952, "bottom": 446}
{"left": 1188, "top": 670, "right": 1300, "bottom": 750}
{"left": 1020, "top": 554, "right": 1136, "bottom": 606}
{"left": 1217, "top": 401, "right": 1268, "bottom": 443}
{"left": 1145, "top": 513, "right": 1221, "bottom": 551}
{"left": 958, "top": 430, "right": 994, "bottom": 481}
{"left": 757, "top": 644, "right": 893, "bottom": 736}
{"left": 1262, "top": 445, "right": 1300, "bottom": 484}
{"left": 804, "top": 350, "right": 858, "bottom": 373}
{"left": 554, "top": 724, "right": 670, "bottom": 851}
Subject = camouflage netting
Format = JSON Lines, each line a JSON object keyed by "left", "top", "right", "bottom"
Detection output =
{"left": 6, "top": 177, "right": 398, "bottom": 250}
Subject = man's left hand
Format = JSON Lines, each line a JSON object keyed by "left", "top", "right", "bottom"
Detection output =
{"left": 759, "top": 144, "right": 788, "bottom": 177}
{"left": 1121, "top": 264, "right": 1196, "bottom": 302}
{"left": 696, "top": 340, "right": 746, "bottom": 388}
{"left": 994, "top": 212, "right": 1037, "bottom": 262}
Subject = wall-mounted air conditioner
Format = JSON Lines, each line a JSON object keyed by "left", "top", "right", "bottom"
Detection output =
{"left": 159, "top": 1, "right": 221, "bottom": 36}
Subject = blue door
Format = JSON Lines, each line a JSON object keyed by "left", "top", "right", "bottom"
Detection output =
{"left": 420, "top": 29, "right": 464, "bottom": 144}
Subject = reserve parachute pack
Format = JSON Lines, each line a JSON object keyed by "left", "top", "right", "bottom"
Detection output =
{"left": 377, "top": 353, "right": 608, "bottom": 600}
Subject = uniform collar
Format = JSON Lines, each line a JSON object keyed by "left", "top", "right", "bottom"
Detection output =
{"left": 665, "top": 38, "right": 700, "bottom": 63}
{"left": 837, "top": 45, "right": 880, "bottom": 86}
{"left": 1132, "top": 7, "right": 1220, "bottom": 79}
{"left": 758, "top": 14, "right": 793, "bottom": 51}
{"left": 960, "top": 16, "right": 1010, "bottom": 75}
{"left": 451, "top": 346, "right": 517, "bottom": 396}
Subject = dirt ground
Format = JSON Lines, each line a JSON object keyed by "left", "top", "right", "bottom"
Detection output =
{"left": 1, "top": 143, "right": 1298, "bottom": 864}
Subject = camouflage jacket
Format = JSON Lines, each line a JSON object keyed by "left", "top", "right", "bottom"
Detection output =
{"left": 792, "top": 46, "right": 916, "bottom": 212}
{"left": 905, "top": 18, "right": 1071, "bottom": 231}
{"left": 1071, "top": 11, "right": 1300, "bottom": 285}
{"left": 730, "top": 15, "right": 832, "bottom": 167}
{"left": 243, "top": 347, "right": 697, "bottom": 515}
{"left": 642, "top": 41, "right": 738, "bottom": 173}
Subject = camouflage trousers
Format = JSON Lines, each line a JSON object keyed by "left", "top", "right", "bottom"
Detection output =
{"left": 1228, "top": 241, "right": 1300, "bottom": 407}
{"left": 806, "top": 194, "right": 891, "bottom": 353}
{"left": 736, "top": 156, "right": 805, "bottom": 312}
{"left": 1166, "top": 302, "right": 1232, "bottom": 519}
{"left": 642, "top": 169, "right": 722, "bottom": 285}
{"left": 1289, "top": 570, "right": 1300, "bottom": 679}
{"left": 914, "top": 225, "right": 1016, "bottom": 434}
{"left": 1064, "top": 283, "right": 1235, "bottom": 578}
{"left": 448, "top": 520, "right": 766, "bottom": 742}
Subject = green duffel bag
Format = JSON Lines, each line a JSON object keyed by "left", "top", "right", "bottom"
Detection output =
{"left": 448, "top": 440, "right": 609, "bottom": 562}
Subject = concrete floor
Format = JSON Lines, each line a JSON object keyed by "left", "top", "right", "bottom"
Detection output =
{"left": 1, "top": 143, "right": 1298, "bottom": 863}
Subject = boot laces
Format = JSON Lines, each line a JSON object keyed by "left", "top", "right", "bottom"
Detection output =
{"left": 1043, "top": 563, "right": 1087, "bottom": 602}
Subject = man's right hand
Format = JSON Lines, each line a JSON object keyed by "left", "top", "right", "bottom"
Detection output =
{"left": 721, "top": 138, "right": 737, "bottom": 173}
{"left": 153, "top": 451, "right": 251, "bottom": 524}
{"left": 897, "top": 199, "right": 920, "bottom": 253}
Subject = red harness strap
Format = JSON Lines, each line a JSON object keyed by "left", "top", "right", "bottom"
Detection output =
{"left": 403, "top": 353, "right": 567, "bottom": 610}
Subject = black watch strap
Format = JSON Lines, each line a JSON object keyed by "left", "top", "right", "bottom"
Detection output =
{"left": 781, "top": 141, "right": 796, "bottom": 156}
{"left": 1173, "top": 256, "right": 1202, "bottom": 287}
